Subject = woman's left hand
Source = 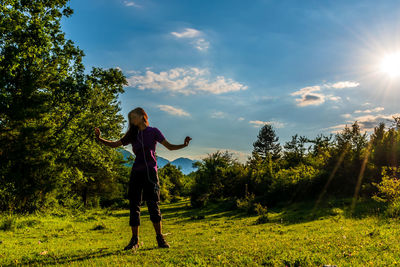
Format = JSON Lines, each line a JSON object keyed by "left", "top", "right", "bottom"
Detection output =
{"left": 184, "top": 136, "right": 192, "bottom": 146}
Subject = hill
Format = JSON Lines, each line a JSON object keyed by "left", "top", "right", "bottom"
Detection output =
{"left": 117, "top": 148, "right": 199, "bottom": 174}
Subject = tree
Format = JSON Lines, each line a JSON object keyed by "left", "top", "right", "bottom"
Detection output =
{"left": 0, "top": 1, "right": 128, "bottom": 211}
{"left": 252, "top": 124, "right": 281, "bottom": 161}
{"left": 308, "top": 134, "right": 332, "bottom": 157}
{"left": 323, "top": 121, "right": 369, "bottom": 196}
{"left": 190, "top": 150, "right": 240, "bottom": 207}
{"left": 283, "top": 134, "right": 308, "bottom": 167}
{"left": 158, "top": 163, "right": 185, "bottom": 201}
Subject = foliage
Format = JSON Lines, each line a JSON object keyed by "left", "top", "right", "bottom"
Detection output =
{"left": 158, "top": 163, "right": 185, "bottom": 202}
{"left": 252, "top": 124, "right": 281, "bottom": 160}
{"left": 372, "top": 167, "right": 400, "bottom": 217}
{"left": 190, "top": 150, "right": 246, "bottom": 207}
{"left": 2, "top": 0, "right": 400, "bottom": 217}
{"left": 0, "top": 0, "right": 129, "bottom": 212}
{"left": 189, "top": 118, "right": 400, "bottom": 210}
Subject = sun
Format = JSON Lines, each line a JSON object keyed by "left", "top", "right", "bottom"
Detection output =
{"left": 380, "top": 52, "right": 400, "bottom": 78}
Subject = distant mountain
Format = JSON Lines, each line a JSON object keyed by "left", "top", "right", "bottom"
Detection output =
{"left": 117, "top": 148, "right": 134, "bottom": 167}
{"left": 157, "top": 156, "right": 169, "bottom": 168}
{"left": 117, "top": 148, "right": 199, "bottom": 175}
{"left": 170, "top": 157, "right": 199, "bottom": 175}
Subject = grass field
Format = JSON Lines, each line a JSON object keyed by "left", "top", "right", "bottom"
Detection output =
{"left": 0, "top": 198, "right": 400, "bottom": 266}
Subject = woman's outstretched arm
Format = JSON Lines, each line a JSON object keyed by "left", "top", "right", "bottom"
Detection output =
{"left": 161, "top": 136, "right": 192, "bottom": 151}
{"left": 94, "top": 127, "right": 122, "bottom": 148}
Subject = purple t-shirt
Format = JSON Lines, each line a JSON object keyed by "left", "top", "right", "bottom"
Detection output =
{"left": 120, "top": 126, "right": 166, "bottom": 172}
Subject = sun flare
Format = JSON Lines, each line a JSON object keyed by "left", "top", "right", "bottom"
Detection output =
{"left": 380, "top": 52, "right": 400, "bottom": 78}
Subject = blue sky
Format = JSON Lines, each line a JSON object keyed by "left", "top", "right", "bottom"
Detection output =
{"left": 61, "top": 0, "right": 400, "bottom": 163}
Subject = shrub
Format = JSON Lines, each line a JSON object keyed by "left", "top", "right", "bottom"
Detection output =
{"left": 236, "top": 193, "right": 268, "bottom": 217}
{"left": 254, "top": 202, "right": 267, "bottom": 216}
{"left": 386, "top": 201, "right": 400, "bottom": 218}
{"left": 0, "top": 216, "right": 15, "bottom": 231}
{"left": 372, "top": 167, "right": 400, "bottom": 218}
{"left": 372, "top": 167, "right": 400, "bottom": 204}
{"left": 236, "top": 193, "right": 256, "bottom": 214}
{"left": 255, "top": 214, "right": 269, "bottom": 224}
{"left": 190, "top": 192, "right": 209, "bottom": 208}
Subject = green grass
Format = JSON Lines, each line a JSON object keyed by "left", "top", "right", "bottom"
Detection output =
{"left": 0, "top": 198, "right": 399, "bottom": 266}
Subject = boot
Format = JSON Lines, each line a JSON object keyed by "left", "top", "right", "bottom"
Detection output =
{"left": 124, "top": 235, "right": 139, "bottom": 250}
{"left": 156, "top": 233, "right": 170, "bottom": 248}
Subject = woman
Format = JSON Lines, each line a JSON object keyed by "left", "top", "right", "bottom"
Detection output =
{"left": 94, "top": 107, "right": 192, "bottom": 250}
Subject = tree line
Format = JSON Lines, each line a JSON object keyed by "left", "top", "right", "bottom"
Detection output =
{"left": 190, "top": 120, "right": 400, "bottom": 215}
{"left": 1, "top": 1, "right": 399, "bottom": 214}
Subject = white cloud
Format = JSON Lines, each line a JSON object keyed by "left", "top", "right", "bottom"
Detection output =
{"left": 352, "top": 113, "right": 400, "bottom": 131}
{"left": 210, "top": 111, "right": 226, "bottom": 119}
{"left": 290, "top": 86, "right": 321, "bottom": 96}
{"left": 342, "top": 113, "right": 352, "bottom": 118}
{"left": 171, "top": 28, "right": 210, "bottom": 51}
{"left": 290, "top": 86, "right": 325, "bottom": 106}
{"left": 158, "top": 105, "right": 190, "bottom": 117}
{"left": 249, "top": 120, "right": 285, "bottom": 128}
{"left": 123, "top": 1, "right": 140, "bottom": 7}
{"left": 127, "top": 67, "right": 248, "bottom": 95}
{"left": 171, "top": 28, "right": 201, "bottom": 38}
{"left": 326, "top": 124, "right": 348, "bottom": 134}
{"left": 327, "top": 113, "right": 400, "bottom": 133}
{"left": 291, "top": 81, "right": 359, "bottom": 107}
{"left": 327, "top": 81, "right": 360, "bottom": 89}
{"left": 326, "top": 95, "right": 341, "bottom": 102}
{"left": 354, "top": 107, "right": 384, "bottom": 114}
{"left": 194, "top": 38, "right": 210, "bottom": 51}
{"left": 238, "top": 117, "right": 245, "bottom": 121}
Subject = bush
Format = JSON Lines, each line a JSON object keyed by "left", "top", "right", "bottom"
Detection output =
{"left": 0, "top": 183, "right": 16, "bottom": 212}
{"left": 372, "top": 167, "right": 400, "bottom": 204}
{"left": 0, "top": 216, "right": 15, "bottom": 231}
{"left": 267, "top": 164, "right": 318, "bottom": 203}
{"left": 236, "top": 193, "right": 256, "bottom": 214}
{"left": 254, "top": 203, "right": 269, "bottom": 224}
{"left": 236, "top": 193, "right": 268, "bottom": 217}
{"left": 170, "top": 195, "right": 185, "bottom": 203}
{"left": 255, "top": 214, "right": 269, "bottom": 224}
{"left": 190, "top": 192, "right": 209, "bottom": 208}
{"left": 254, "top": 202, "right": 267, "bottom": 216}
{"left": 385, "top": 201, "right": 400, "bottom": 218}
{"left": 100, "top": 198, "right": 129, "bottom": 209}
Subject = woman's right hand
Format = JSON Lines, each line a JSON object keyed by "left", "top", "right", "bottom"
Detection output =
{"left": 94, "top": 127, "right": 101, "bottom": 139}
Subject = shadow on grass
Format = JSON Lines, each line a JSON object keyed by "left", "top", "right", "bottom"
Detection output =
{"left": 163, "top": 197, "right": 387, "bottom": 226}
{"left": 12, "top": 245, "right": 165, "bottom": 266}
{"left": 108, "top": 201, "right": 190, "bottom": 219}
{"left": 109, "top": 197, "right": 388, "bottom": 226}
{"left": 266, "top": 197, "right": 387, "bottom": 226}
{"left": 10, "top": 248, "right": 120, "bottom": 266}
{"left": 108, "top": 199, "right": 247, "bottom": 223}
{"left": 161, "top": 199, "right": 251, "bottom": 224}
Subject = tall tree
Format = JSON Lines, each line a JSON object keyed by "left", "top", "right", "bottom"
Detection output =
{"left": 252, "top": 124, "right": 281, "bottom": 161}
{"left": 0, "top": 1, "right": 128, "bottom": 211}
{"left": 283, "top": 134, "right": 308, "bottom": 167}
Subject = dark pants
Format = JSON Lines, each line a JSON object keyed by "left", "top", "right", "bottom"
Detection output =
{"left": 128, "top": 168, "right": 162, "bottom": 226}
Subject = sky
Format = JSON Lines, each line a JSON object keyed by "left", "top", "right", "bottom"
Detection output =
{"left": 61, "top": 0, "right": 400, "bottom": 163}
